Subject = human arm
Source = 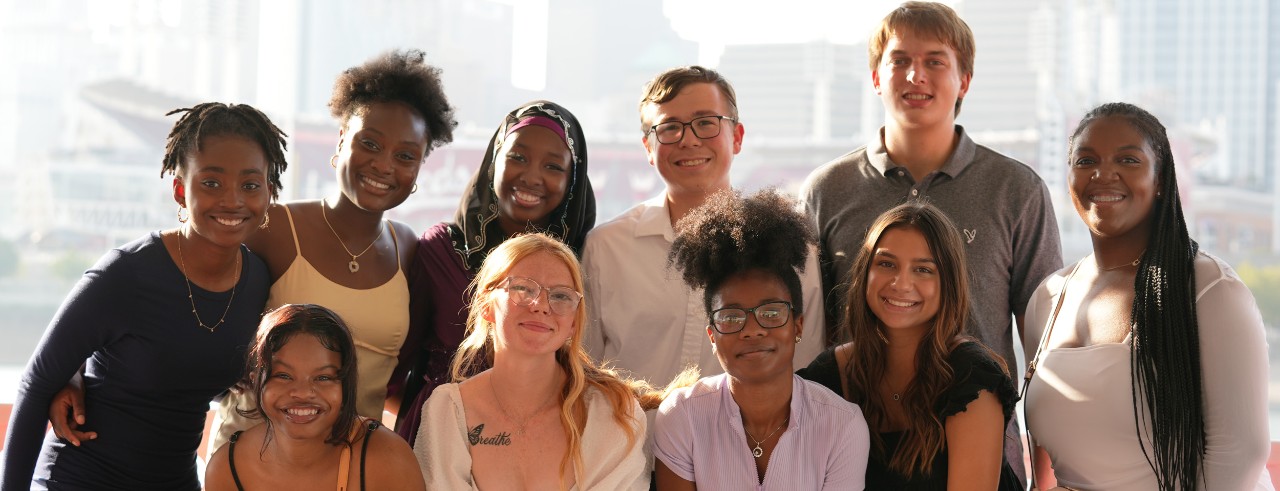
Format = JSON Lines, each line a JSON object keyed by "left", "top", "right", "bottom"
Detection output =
{"left": 656, "top": 460, "right": 696, "bottom": 491}
{"left": 1031, "top": 445, "right": 1058, "bottom": 490}
{"left": 580, "top": 237, "right": 607, "bottom": 359}
{"left": 1010, "top": 180, "right": 1062, "bottom": 349}
{"left": 364, "top": 426, "right": 428, "bottom": 491}
{"left": 47, "top": 364, "right": 96, "bottom": 446}
{"left": 1195, "top": 261, "right": 1271, "bottom": 489}
{"left": 821, "top": 400, "right": 870, "bottom": 490}
{"left": 944, "top": 390, "right": 1006, "bottom": 490}
{"left": 414, "top": 386, "right": 476, "bottom": 489}
{"left": 1, "top": 249, "right": 128, "bottom": 489}
{"left": 202, "top": 441, "right": 237, "bottom": 491}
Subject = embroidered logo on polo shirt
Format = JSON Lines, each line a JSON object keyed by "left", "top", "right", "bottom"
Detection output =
{"left": 963, "top": 229, "right": 977, "bottom": 244}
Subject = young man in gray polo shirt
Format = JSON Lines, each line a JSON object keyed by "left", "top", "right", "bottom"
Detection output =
{"left": 799, "top": 2, "right": 1061, "bottom": 482}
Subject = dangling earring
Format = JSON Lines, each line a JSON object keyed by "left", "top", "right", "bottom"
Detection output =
{"left": 259, "top": 212, "right": 271, "bottom": 230}
{"left": 795, "top": 336, "right": 802, "bottom": 344}
{"left": 330, "top": 154, "right": 339, "bottom": 168}
{"left": 177, "top": 207, "right": 189, "bottom": 223}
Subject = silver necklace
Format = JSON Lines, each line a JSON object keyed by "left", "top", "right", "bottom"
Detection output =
{"left": 489, "top": 375, "right": 557, "bottom": 436}
{"left": 745, "top": 416, "right": 789, "bottom": 458}
{"left": 320, "top": 202, "right": 381, "bottom": 273}
{"left": 176, "top": 232, "right": 240, "bottom": 333}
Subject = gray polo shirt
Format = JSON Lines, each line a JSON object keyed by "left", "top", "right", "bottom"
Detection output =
{"left": 799, "top": 125, "right": 1062, "bottom": 370}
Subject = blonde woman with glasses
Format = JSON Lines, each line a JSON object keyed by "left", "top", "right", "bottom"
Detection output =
{"left": 414, "top": 233, "right": 652, "bottom": 490}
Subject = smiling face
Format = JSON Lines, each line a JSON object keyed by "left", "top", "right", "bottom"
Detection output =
{"left": 262, "top": 334, "right": 343, "bottom": 442}
{"left": 872, "top": 30, "right": 971, "bottom": 131}
{"left": 174, "top": 134, "right": 271, "bottom": 248}
{"left": 865, "top": 226, "right": 941, "bottom": 336}
{"left": 493, "top": 124, "right": 572, "bottom": 236}
{"left": 1069, "top": 116, "right": 1160, "bottom": 243}
{"left": 641, "top": 82, "right": 742, "bottom": 199}
{"left": 484, "top": 251, "right": 578, "bottom": 356}
{"left": 707, "top": 269, "right": 802, "bottom": 384}
{"left": 335, "top": 101, "right": 429, "bottom": 212}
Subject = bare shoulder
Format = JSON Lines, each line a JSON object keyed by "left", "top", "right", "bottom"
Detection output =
{"left": 389, "top": 219, "right": 419, "bottom": 266}
{"left": 832, "top": 342, "right": 854, "bottom": 372}
{"left": 359, "top": 425, "right": 426, "bottom": 490}
{"left": 203, "top": 442, "right": 236, "bottom": 491}
{"left": 204, "top": 426, "right": 266, "bottom": 491}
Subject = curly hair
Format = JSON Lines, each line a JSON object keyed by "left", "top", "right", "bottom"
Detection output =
{"left": 161, "top": 102, "right": 288, "bottom": 199}
{"left": 1069, "top": 102, "right": 1204, "bottom": 490}
{"left": 328, "top": 49, "right": 457, "bottom": 150}
{"left": 667, "top": 188, "right": 814, "bottom": 315}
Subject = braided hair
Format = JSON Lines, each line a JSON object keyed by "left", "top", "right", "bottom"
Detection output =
{"left": 328, "top": 49, "right": 457, "bottom": 150}
{"left": 160, "top": 102, "right": 288, "bottom": 199}
{"left": 667, "top": 188, "right": 814, "bottom": 316}
{"left": 1070, "top": 102, "right": 1203, "bottom": 490}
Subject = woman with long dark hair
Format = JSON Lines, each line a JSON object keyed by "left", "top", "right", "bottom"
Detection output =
{"left": 389, "top": 100, "right": 594, "bottom": 444}
{"left": 798, "top": 201, "right": 1021, "bottom": 489}
{"left": 204, "top": 304, "right": 423, "bottom": 491}
{"left": 1023, "top": 102, "right": 1270, "bottom": 490}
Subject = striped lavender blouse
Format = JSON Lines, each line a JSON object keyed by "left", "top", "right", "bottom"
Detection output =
{"left": 654, "top": 373, "right": 870, "bottom": 490}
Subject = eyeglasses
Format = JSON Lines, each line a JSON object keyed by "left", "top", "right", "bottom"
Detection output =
{"left": 500, "top": 276, "right": 583, "bottom": 316}
{"left": 708, "top": 301, "right": 794, "bottom": 335}
{"left": 646, "top": 115, "right": 737, "bottom": 145}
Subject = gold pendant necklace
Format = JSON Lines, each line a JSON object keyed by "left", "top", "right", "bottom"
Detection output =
{"left": 745, "top": 416, "right": 789, "bottom": 458}
{"left": 176, "top": 232, "right": 240, "bottom": 333}
{"left": 320, "top": 202, "right": 381, "bottom": 273}
{"left": 1097, "top": 249, "right": 1145, "bottom": 271}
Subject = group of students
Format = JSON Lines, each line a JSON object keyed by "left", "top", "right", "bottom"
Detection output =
{"left": 0, "top": 1, "right": 1272, "bottom": 490}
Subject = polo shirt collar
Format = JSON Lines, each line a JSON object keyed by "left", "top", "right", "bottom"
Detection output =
{"left": 634, "top": 193, "right": 675, "bottom": 241}
{"left": 868, "top": 125, "right": 977, "bottom": 179}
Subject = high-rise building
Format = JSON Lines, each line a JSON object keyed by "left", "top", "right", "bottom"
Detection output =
{"left": 717, "top": 41, "right": 863, "bottom": 143}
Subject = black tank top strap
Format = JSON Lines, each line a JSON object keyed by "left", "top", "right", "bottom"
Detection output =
{"left": 228, "top": 430, "right": 246, "bottom": 491}
{"left": 359, "top": 419, "right": 381, "bottom": 491}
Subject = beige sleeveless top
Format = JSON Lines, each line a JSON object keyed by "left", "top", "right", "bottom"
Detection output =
{"left": 208, "top": 204, "right": 409, "bottom": 453}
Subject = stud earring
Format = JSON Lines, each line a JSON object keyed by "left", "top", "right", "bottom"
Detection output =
{"left": 795, "top": 336, "right": 802, "bottom": 344}
{"left": 330, "top": 154, "right": 339, "bottom": 168}
{"left": 710, "top": 342, "right": 716, "bottom": 353}
{"left": 259, "top": 212, "right": 271, "bottom": 230}
{"left": 177, "top": 207, "right": 189, "bottom": 223}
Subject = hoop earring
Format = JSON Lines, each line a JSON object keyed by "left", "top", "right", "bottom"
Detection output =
{"left": 259, "top": 212, "right": 270, "bottom": 230}
{"left": 177, "top": 207, "right": 189, "bottom": 223}
{"left": 412, "top": 183, "right": 419, "bottom": 194}
{"left": 330, "top": 154, "right": 339, "bottom": 168}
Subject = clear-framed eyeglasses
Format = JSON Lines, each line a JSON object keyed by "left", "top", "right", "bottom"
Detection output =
{"left": 500, "top": 276, "right": 583, "bottom": 317}
{"left": 708, "top": 301, "right": 794, "bottom": 335}
{"left": 646, "top": 115, "right": 737, "bottom": 145}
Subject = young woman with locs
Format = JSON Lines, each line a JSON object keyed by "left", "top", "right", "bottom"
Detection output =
{"left": 1023, "top": 102, "right": 1271, "bottom": 490}
{"left": 204, "top": 304, "right": 424, "bottom": 491}
{"left": 389, "top": 100, "right": 594, "bottom": 444}
{"left": 797, "top": 201, "right": 1022, "bottom": 490}
{"left": 1, "top": 103, "right": 287, "bottom": 490}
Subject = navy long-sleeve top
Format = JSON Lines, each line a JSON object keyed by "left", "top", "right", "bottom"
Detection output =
{"left": 0, "top": 232, "right": 268, "bottom": 490}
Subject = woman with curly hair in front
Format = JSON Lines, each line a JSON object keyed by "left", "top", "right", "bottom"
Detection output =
{"left": 655, "top": 188, "right": 870, "bottom": 490}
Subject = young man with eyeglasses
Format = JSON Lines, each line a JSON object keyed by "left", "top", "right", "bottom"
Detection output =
{"left": 798, "top": 2, "right": 1062, "bottom": 482}
{"left": 581, "top": 66, "right": 825, "bottom": 439}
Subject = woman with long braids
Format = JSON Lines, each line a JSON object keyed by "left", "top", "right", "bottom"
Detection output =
{"left": 415, "top": 233, "right": 649, "bottom": 490}
{"left": 389, "top": 100, "right": 594, "bottom": 445}
{"left": 797, "top": 201, "right": 1022, "bottom": 489}
{"left": 1023, "top": 102, "right": 1270, "bottom": 490}
{"left": 1, "top": 103, "right": 287, "bottom": 490}
{"left": 656, "top": 189, "right": 870, "bottom": 490}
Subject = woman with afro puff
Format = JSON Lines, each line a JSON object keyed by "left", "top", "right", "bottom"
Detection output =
{"left": 653, "top": 188, "right": 870, "bottom": 490}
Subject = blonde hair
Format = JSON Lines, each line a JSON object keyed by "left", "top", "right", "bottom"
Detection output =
{"left": 450, "top": 232, "right": 654, "bottom": 486}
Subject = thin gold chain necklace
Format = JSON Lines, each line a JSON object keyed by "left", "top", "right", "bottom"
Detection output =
{"left": 1097, "top": 249, "right": 1145, "bottom": 271}
{"left": 320, "top": 202, "right": 381, "bottom": 273}
{"left": 489, "top": 374, "right": 557, "bottom": 436}
{"left": 745, "top": 416, "right": 789, "bottom": 458}
{"left": 176, "top": 232, "right": 240, "bottom": 333}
